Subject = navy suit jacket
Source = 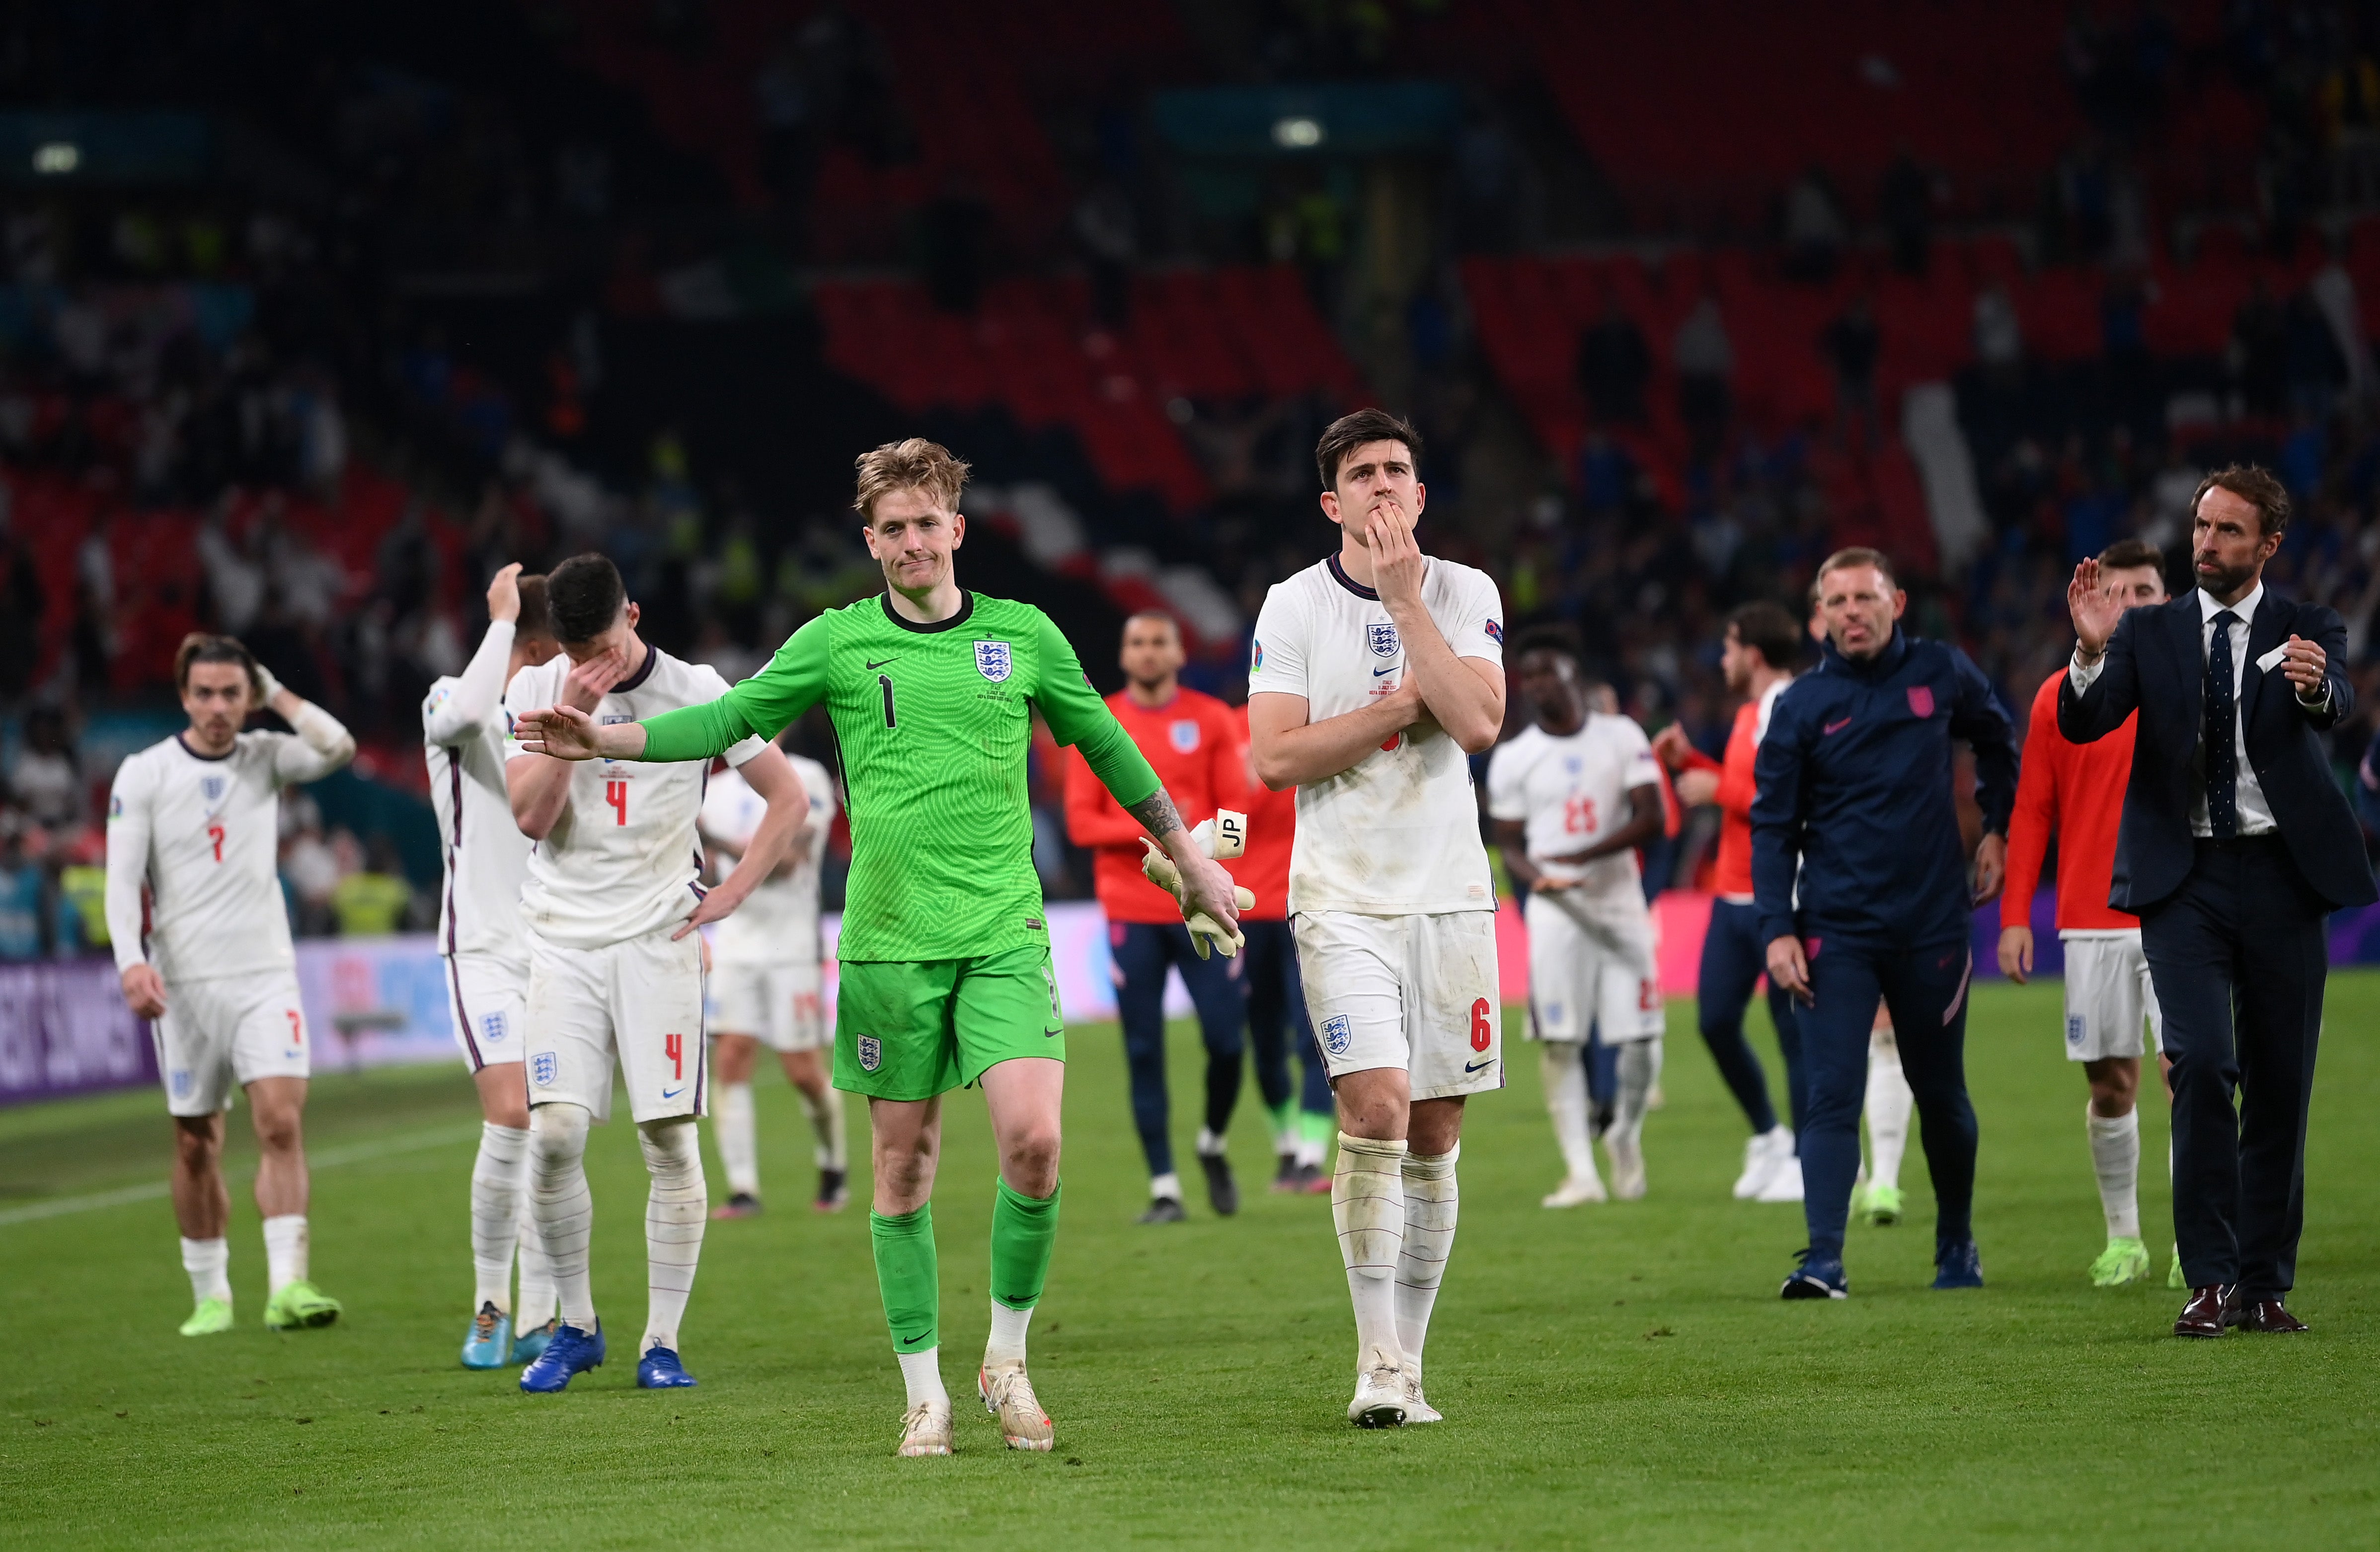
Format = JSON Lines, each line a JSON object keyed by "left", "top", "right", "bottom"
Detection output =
{"left": 2056, "top": 589, "right": 2377, "bottom": 911}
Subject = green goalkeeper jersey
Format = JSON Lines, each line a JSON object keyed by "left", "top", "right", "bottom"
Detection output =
{"left": 638, "top": 591, "right": 1160, "bottom": 963}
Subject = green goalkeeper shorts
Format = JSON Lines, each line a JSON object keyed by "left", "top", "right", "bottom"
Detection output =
{"left": 833, "top": 943, "right": 1067, "bottom": 1101}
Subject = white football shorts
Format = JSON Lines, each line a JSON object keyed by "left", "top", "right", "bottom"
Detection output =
{"left": 154, "top": 970, "right": 310, "bottom": 1117}
{"left": 2060, "top": 930, "right": 2161, "bottom": 1063}
{"left": 523, "top": 924, "right": 706, "bottom": 1124}
{"left": 444, "top": 949, "right": 530, "bottom": 1074}
{"left": 1523, "top": 889, "right": 1663, "bottom": 1044}
{"left": 1294, "top": 908, "right": 1502, "bottom": 1100}
{"left": 708, "top": 960, "right": 826, "bottom": 1052}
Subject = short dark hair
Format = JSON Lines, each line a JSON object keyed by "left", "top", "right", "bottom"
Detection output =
{"left": 1315, "top": 409, "right": 1423, "bottom": 491}
{"left": 2192, "top": 463, "right": 2290, "bottom": 539}
{"left": 1725, "top": 601, "right": 1801, "bottom": 671}
{"left": 2097, "top": 537, "right": 2164, "bottom": 574}
{"left": 514, "top": 573, "right": 553, "bottom": 643}
{"left": 546, "top": 553, "right": 626, "bottom": 644}
{"left": 1816, "top": 546, "right": 1896, "bottom": 591}
{"left": 173, "top": 633, "right": 261, "bottom": 697}
{"left": 1509, "top": 622, "right": 1583, "bottom": 664}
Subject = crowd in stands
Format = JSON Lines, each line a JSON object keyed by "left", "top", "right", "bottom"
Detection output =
{"left": 6, "top": 0, "right": 2380, "bottom": 949}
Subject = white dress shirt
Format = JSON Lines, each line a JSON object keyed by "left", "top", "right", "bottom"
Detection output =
{"left": 2069, "top": 582, "right": 2331, "bottom": 838}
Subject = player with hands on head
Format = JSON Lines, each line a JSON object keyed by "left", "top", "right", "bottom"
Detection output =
{"left": 425, "top": 563, "right": 570, "bottom": 1368}
{"left": 521, "top": 439, "right": 1238, "bottom": 1457}
{"left": 1751, "top": 547, "right": 2018, "bottom": 1302}
{"left": 1488, "top": 627, "right": 1667, "bottom": 1208}
{"left": 1248, "top": 409, "right": 1507, "bottom": 1429}
{"left": 501, "top": 552, "right": 811, "bottom": 1396}
{"left": 106, "top": 633, "right": 357, "bottom": 1337}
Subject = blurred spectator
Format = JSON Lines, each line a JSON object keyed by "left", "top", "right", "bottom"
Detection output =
{"left": 1074, "top": 182, "right": 1138, "bottom": 330}
{"left": 1575, "top": 294, "right": 1652, "bottom": 426}
{"left": 281, "top": 799, "right": 342, "bottom": 938}
{"left": 332, "top": 835, "right": 414, "bottom": 937}
{"left": 2232, "top": 277, "right": 2289, "bottom": 416}
{"left": 0, "top": 816, "right": 55, "bottom": 959}
{"left": 1975, "top": 282, "right": 2025, "bottom": 377}
{"left": 10, "top": 707, "right": 82, "bottom": 828}
{"left": 0, "top": 501, "right": 40, "bottom": 704}
{"left": 1780, "top": 167, "right": 1847, "bottom": 282}
{"left": 1822, "top": 296, "right": 1882, "bottom": 449}
{"left": 1674, "top": 296, "right": 1735, "bottom": 465}
{"left": 1878, "top": 151, "right": 1937, "bottom": 276}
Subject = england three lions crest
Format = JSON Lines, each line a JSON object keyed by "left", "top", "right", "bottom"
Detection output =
{"left": 974, "top": 640, "right": 1013, "bottom": 682}
{"left": 1367, "top": 622, "right": 1400, "bottom": 659}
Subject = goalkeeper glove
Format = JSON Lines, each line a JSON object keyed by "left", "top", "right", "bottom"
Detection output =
{"left": 1140, "top": 836, "right": 1255, "bottom": 960}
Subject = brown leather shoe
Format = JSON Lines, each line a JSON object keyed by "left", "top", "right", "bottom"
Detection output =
{"left": 2223, "top": 1296, "right": 2308, "bottom": 1333}
{"left": 2173, "top": 1284, "right": 2231, "bottom": 1338}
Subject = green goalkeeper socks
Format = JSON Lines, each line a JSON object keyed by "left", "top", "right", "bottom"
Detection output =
{"left": 870, "top": 1204, "right": 939, "bottom": 1353}
{"left": 989, "top": 1177, "right": 1060, "bottom": 1312}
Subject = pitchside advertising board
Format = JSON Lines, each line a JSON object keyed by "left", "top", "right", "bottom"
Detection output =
{"left": 13, "top": 891, "right": 2380, "bottom": 1104}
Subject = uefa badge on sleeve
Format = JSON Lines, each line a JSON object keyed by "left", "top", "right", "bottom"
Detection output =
{"left": 974, "top": 640, "right": 1012, "bottom": 682}
{"left": 1321, "top": 1014, "right": 1353, "bottom": 1056}
{"left": 857, "top": 1035, "right": 883, "bottom": 1072}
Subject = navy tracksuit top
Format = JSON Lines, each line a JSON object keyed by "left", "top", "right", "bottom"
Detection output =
{"left": 1751, "top": 627, "right": 2019, "bottom": 948}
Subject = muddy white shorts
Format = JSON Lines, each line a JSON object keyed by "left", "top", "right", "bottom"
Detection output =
{"left": 707, "top": 960, "right": 827, "bottom": 1052}
{"left": 154, "top": 970, "right": 310, "bottom": 1117}
{"left": 444, "top": 949, "right": 530, "bottom": 1074}
{"left": 1523, "top": 890, "right": 1663, "bottom": 1044}
{"left": 523, "top": 924, "right": 706, "bottom": 1124}
{"left": 1294, "top": 908, "right": 1502, "bottom": 1100}
{"left": 2060, "top": 930, "right": 2161, "bottom": 1062}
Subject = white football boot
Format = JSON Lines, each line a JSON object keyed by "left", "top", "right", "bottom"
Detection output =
{"left": 896, "top": 1399, "right": 953, "bottom": 1457}
{"left": 1732, "top": 1127, "right": 1792, "bottom": 1199}
{"left": 1349, "top": 1358, "right": 1408, "bottom": 1428}
{"left": 1542, "top": 1173, "right": 1608, "bottom": 1208}
{"left": 978, "top": 1362, "right": 1054, "bottom": 1452}
{"left": 1399, "top": 1363, "right": 1443, "bottom": 1424}
{"left": 1606, "top": 1136, "right": 1648, "bottom": 1200}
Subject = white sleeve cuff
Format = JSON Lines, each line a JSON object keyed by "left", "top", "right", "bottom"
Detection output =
{"left": 2067, "top": 651, "right": 2105, "bottom": 694}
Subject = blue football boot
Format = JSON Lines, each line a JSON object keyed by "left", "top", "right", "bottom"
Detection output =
{"left": 1780, "top": 1248, "right": 1849, "bottom": 1300}
{"left": 520, "top": 1321, "right": 605, "bottom": 1393}
{"left": 637, "top": 1345, "right": 697, "bottom": 1389}
{"left": 1932, "top": 1239, "right": 1985, "bottom": 1289}
{"left": 461, "top": 1302, "right": 514, "bottom": 1370}
{"left": 511, "top": 1319, "right": 555, "bottom": 1366}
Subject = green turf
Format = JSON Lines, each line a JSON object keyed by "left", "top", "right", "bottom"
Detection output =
{"left": 3, "top": 976, "right": 2376, "bottom": 1549}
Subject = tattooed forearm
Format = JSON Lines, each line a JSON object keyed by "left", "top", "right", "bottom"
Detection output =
{"left": 1127, "top": 787, "right": 1185, "bottom": 840}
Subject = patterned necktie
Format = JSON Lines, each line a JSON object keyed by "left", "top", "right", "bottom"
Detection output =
{"left": 2205, "top": 610, "right": 2239, "bottom": 839}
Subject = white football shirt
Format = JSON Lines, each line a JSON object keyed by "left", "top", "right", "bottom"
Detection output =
{"left": 104, "top": 732, "right": 347, "bottom": 982}
{"left": 503, "top": 644, "right": 767, "bottom": 950}
{"left": 425, "top": 620, "right": 530, "bottom": 961}
{"left": 1486, "top": 715, "right": 1661, "bottom": 906}
{"left": 699, "top": 751, "right": 837, "bottom": 968}
{"left": 1249, "top": 552, "right": 1503, "bottom": 916}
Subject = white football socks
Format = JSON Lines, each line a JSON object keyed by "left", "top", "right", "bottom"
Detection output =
{"left": 715, "top": 1081, "right": 760, "bottom": 1199}
{"left": 1395, "top": 1147, "right": 1459, "bottom": 1375}
{"left": 899, "top": 1348, "right": 950, "bottom": 1410}
{"left": 1540, "top": 1041, "right": 1598, "bottom": 1185}
{"left": 262, "top": 1214, "right": 308, "bottom": 1295}
{"left": 1610, "top": 1038, "right": 1663, "bottom": 1153}
{"left": 1149, "top": 1171, "right": 1182, "bottom": 1203}
{"left": 799, "top": 1082, "right": 848, "bottom": 1172}
{"left": 1332, "top": 1132, "right": 1408, "bottom": 1372}
{"left": 638, "top": 1118, "right": 707, "bottom": 1355}
{"left": 181, "top": 1236, "right": 230, "bottom": 1305}
{"left": 985, "top": 1300, "right": 1034, "bottom": 1369}
{"left": 469, "top": 1121, "right": 529, "bottom": 1312}
{"left": 1864, "top": 1031, "right": 1913, "bottom": 1192}
{"left": 530, "top": 1103, "right": 598, "bottom": 1330}
{"left": 2087, "top": 1106, "right": 2142, "bottom": 1239}
{"left": 514, "top": 1191, "right": 555, "bottom": 1330}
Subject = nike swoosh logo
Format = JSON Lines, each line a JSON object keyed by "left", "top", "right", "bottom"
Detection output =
{"left": 1373, "top": 665, "right": 1397, "bottom": 677}
{"left": 1043, "top": 1027, "right": 1063, "bottom": 1037}
{"left": 660, "top": 1086, "right": 685, "bottom": 1100}
{"left": 1463, "top": 1057, "right": 1496, "bottom": 1073}
{"left": 865, "top": 657, "right": 899, "bottom": 670}
{"left": 1823, "top": 717, "right": 1852, "bottom": 736}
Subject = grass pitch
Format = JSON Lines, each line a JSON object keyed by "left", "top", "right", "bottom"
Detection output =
{"left": 3, "top": 975, "right": 2377, "bottom": 1550}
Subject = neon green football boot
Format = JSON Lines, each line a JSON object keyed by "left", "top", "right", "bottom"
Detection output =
{"left": 264, "top": 1280, "right": 343, "bottom": 1330}
{"left": 2089, "top": 1236, "right": 2150, "bottom": 1287}
{"left": 179, "top": 1296, "right": 233, "bottom": 1336}
{"left": 1862, "top": 1183, "right": 1904, "bottom": 1226}
{"left": 2166, "top": 1244, "right": 2185, "bottom": 1290}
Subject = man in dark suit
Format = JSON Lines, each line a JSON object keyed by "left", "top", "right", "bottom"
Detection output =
{"left": 2059, "top": 464, "right": 2377, "bottom": 1338}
